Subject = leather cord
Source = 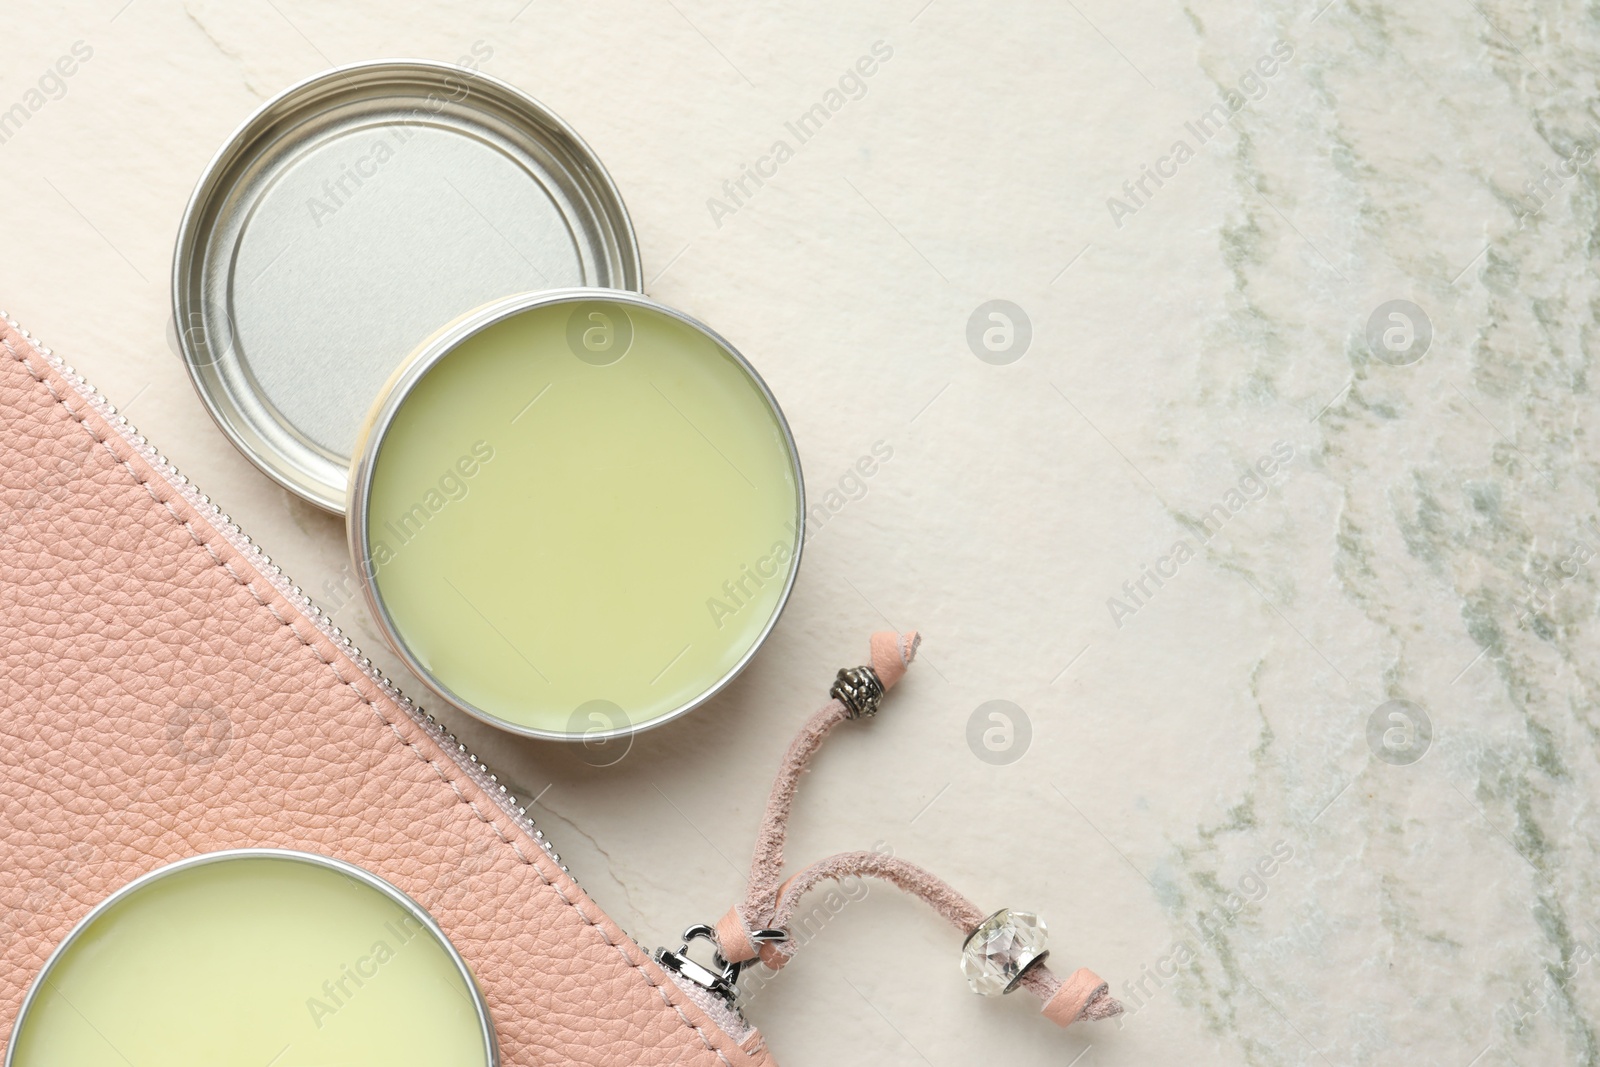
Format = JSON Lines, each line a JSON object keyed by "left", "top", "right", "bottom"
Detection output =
{"left": 715, "top": 631, "right": 1122, "bottom": 1028}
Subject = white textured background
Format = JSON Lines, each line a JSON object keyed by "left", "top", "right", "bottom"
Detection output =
{"left": 5, "top": 1, "right": 1600, "bottom": 1064}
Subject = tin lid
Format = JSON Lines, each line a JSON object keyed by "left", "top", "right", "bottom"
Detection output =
{"left": 173, "top": 60, "right": 642, "bottom": 513}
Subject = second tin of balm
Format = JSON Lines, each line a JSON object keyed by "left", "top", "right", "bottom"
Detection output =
{"left": 349, "top": 290, "right": 804, "bottom": 740}
{"left": 6, "top": 850, "right": 496, "bottom": 1067}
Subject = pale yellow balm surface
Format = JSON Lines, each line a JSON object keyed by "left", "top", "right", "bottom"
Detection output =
{"left": 10, "top": 855, "right": 490, "bottom": 1067}
{"left": 366, "top": 298, "right": 800, "bottom": 735}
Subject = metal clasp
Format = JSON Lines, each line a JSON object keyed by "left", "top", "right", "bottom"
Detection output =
{"left": 655, "top": 923, "right": 787, "bottom": 1006}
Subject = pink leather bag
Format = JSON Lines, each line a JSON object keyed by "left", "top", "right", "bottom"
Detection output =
{"left": 0, "top": 312, "right": 773, "bottom": 1065}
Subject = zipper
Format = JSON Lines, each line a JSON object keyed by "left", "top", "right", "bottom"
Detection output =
{"left": 0, "top": 309, "right": 574, "bottom": 883}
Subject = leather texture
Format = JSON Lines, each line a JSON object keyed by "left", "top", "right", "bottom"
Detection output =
{"left": 0, "top": 318, "right": 773, "bottom": 1067}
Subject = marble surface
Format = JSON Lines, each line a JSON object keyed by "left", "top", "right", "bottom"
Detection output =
{"left": 3, "top": 0, "right": 1598, "bottom": 1063}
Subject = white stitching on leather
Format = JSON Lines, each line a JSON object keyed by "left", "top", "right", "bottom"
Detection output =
{"left": 2, "top": 332, "right": 742, "bottom": 1067}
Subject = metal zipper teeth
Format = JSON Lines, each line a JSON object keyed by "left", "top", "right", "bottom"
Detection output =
{"left": 0, "top": 309, "right": 573, "bottom": 883}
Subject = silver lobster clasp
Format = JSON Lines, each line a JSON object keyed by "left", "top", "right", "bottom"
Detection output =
{"left": 655, "top": 923, "right": 787, "bottom": 1006}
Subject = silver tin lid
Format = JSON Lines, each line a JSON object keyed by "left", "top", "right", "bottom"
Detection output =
{"left": 173, "top": 60, "right": 643, "bottom": 513}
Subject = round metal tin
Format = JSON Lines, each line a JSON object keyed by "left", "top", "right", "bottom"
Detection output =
{"left": 5, "top": 849, "right": 498, "bottom": 1066}
{"left": 348, "top": 288, "right": 805, "bottom": 742}
{"left": 173, "top": 60, "right": 643, "bottom": 513}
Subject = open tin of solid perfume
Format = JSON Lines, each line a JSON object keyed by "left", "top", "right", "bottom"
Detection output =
{"left": 173, "top": 62, "right": 805, "bottom": 742}
{"left": 348, "top": 289, "right": 804, "bottom": 741}
{"left": 173, "top": 60, "right": 641, "bottom": 512}
{"left": 6, "top": 850, "right": 497, "bottom": 1067}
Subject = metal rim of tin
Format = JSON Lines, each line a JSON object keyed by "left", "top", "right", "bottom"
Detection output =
{"left": 173, "top": 59, "right": 643, "bottom": 514}
{"left": 4, "top": 848, "right": 499, "bottom": 1066}
{"left": 347, "top": 287, "right": 806, "bottom": 743}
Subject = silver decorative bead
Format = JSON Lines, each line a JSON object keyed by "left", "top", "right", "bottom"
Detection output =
{"left": 830, "top": 665, "right": 885, "bottom": 719}
{"left": 961, "top": 909, "right": 1049, "bottom": 996}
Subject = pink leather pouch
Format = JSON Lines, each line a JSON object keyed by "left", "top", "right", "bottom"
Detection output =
{"left": 0, "top": 313, "right": 773, "bottom": 1065}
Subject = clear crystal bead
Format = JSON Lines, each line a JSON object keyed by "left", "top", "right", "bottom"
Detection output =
{"left": 960, "top": 909, "right": 1049, "bottom": 996}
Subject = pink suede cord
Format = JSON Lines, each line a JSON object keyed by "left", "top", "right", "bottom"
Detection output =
{"left": 727, "top": 631, "right": 922, "bottom": 949}
{"left": 766, "top": 851, "right": 987, "bottom": 941}
{"left": 734, "top": 698, "right": 851, "bottom": 939}
{"left": 755, "top": 852, "right": 1120, "bottom": 1024}
{"left": 720, "top": 630, "right": 1122, "bottom": 1028}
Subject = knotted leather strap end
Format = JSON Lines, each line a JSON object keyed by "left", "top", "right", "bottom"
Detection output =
{"left": 869, "top": 630, "right": 920, "bottom": 690}
{"left": 1041, "top": 968, "right": 1112, "bottom": 1028}
{"left": 753, "top": 870, "right": 806, "bottom": 971}
{"left": 716, "top": 906, "right": 760, "bottom": 965}
{"left": 756, "top": 938, "right": 791, "bottom": 972}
